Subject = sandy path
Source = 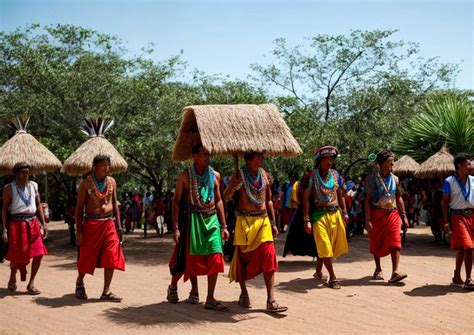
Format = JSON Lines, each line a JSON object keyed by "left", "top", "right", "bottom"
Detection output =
{"left": 1, "top": 221, "right": 472, "bottom": 335}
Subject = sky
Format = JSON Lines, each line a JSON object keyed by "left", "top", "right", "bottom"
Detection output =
{"left": 1, "top": 0, "right": 473, "bottom": 89}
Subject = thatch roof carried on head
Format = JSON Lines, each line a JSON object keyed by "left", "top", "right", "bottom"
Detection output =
{"left": 172, "top": 104, "right": 302, "bottom": 161}
{"left": 0, "top": 116, "right": 62, "bottom": 175}
{"left": 415, "top": 146, "right": 454, "bottom": 179}
{"left": 393, "top": 155, "right": 419, "bottom": 177}
{"left": 61, "top": 118, "right": 128, "bottom": 176}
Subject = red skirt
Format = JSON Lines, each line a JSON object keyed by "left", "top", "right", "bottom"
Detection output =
{"left": 77, "top": 218, "right": 125, "bottom": 275}
{"left": 232, "top": 242, "right": 278, "bottom": 283}
{"left": 6, "top": 217, "right": 47, "bottom": 281}
{"left": 169, "top": 220, "right": 224, "bottom": 282}
{"left": 369, "top": 209, "right": 402, "bottom": 257}
{"left": 450, "top": 213, "right": 473, "bottom": 249}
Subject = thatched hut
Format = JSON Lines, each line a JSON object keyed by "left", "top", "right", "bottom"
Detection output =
{"left": 414, "top": 146, "right": 454, "bottom": 179}
{"left": 0, "top": 116, "right": 62, "bottom": 175}
{"left": 61, "top": 118, "right": 128, "bottom": 176}
{"left": 172, "top": 104, "right": 302, "bottom": 162}
{"left": 393, "top": 155, "right": 419, "bottom": 177}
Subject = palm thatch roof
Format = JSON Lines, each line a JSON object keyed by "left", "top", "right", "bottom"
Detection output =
{"left": 393, "top": 155, "right": 419, "bottom": 177}
{"left": 61, "top": 118, "right": 128, "bottom": 176}
{"left": 415, "top": 146, "right": 454, "bottom": 179}
{"left": 0, "top": 116, "right": 62, "bottom": 175}
{"left": 172, "top": 104, "right": 302, "bottom": 161}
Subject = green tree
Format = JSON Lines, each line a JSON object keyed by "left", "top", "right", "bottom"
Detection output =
{"left": 252, "top": 30, "right": 457, "bottom": 121}
{"left": 395, "top": 94, "right": 474, "bottom": 161}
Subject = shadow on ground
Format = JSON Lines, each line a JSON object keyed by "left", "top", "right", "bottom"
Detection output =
{"left": 34, "top": 294, "right": 103, "bottom": 307}
{"left": 276, "top": 275, "right": 405, "bottom": 293}
{"left": 404, "top": 284, "right": 472, "bottom": 297}
{"left": 103, "top": 300, "right": 287, "bottom": 327}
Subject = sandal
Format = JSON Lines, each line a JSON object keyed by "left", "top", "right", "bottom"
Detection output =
{"left": 373, "top": 270, "right": 384, "bottom": 280}
{"left": 328, "top": 279, "right": 341, "bottom": 289}
{"left": 186, "top": 291, "right": 199, "bottom": 304}
{"left": 26, "top": 285, "right": 41, "bottom": 295}
{"left": 204, "top": 300, "right": 229, "bottom": 312}
{"left": 452, "top": 277, "right": 464, "bottom": 286}
{"left": 7, "top": 280, "right": 17, "bottom": 292}
{"left": 100, "top": 291, "right": 122, "bottom": 302}
{"left": 238, "top": 293, "right": 251, "bottom": 308}
{"left": 452, "top": 271, "right": 464, "bottom": 286}
{"left": 266, "top": 300, "right": 288, "bottom": 313}
{"left": 388, "top": 272, "right": 407, "bottom": 283}
{"left": 313, "top": 271, "right": 329, "bottom": 283}
{"left": 166, "top": 285, "right": 179, "bottom": 304}
{"left": 75, "top": 283, "right": 88, "bottom": 300}
{"left": 463, "top": 278, "right": 474, "bottom": 291}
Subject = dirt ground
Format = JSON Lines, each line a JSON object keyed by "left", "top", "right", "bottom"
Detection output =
{"left": 0, "top": 221, "right": 472, "bottom": 335}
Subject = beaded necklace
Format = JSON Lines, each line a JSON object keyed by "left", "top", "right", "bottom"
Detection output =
{"left": 188, "top": 165, "right": 215, "bottom": 208}
{"left": 241, "top": 165, "right": 267, "bottom": 206}
{"left": 92, "top": 173, "right": 107, "bottom": 193}
{"left": 87, "top": 175, "right": 113, "bottom": 203}
{"left": 375, "top": 169, "right": 395, "bottom": 198}
{"left": 453, "top": 173, "right": 471, "bottom": 202}
{"left": 313, "top": 168, "right": 338, "bottom": 202}
{"left": 13, "top": 180, "right": 32, "bottom": 207}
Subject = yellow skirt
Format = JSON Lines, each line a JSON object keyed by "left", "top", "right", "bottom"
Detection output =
{"left": 229, "top": 215, "right": 275, "bottom": 283}
{"left": 233, "top": 215, "right": 274, "bottom": 252}
{"left": 312, "top": 211, "right": 348, "bottom": 258}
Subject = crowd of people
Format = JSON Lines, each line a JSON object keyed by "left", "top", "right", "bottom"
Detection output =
{"left": 0, "top": 147, "right": 472, "bottom": 314}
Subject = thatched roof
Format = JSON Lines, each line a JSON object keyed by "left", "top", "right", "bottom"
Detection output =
{"left": 415, "top": 146, "right": 454, "bottom": 179}
{"left": 0, "top": 117, "right": 62, "bottom": 175}
{"left": 393, "top": 155, "right": 419, "bottom": 177}
{"left": 61, "top": 118, "right": 128, "bottom": 176}
{"left": 172, "top": 104, "right": 302, "bottom": 161}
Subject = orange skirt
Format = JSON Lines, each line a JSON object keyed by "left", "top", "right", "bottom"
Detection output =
{"left": 77, "top": 219, "right": 125, "bottom": 275}
{"left": 450, "top": 213, "right": 473, "bottom": 249}
{"left": 369, "top": 209, "right": 402, "bottom": 257}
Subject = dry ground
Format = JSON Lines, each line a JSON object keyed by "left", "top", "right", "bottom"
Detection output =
{"left": 0, "top": 221, "right": 472, "bottom": 335}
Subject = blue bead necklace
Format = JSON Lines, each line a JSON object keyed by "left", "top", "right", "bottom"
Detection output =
{"left": 92, "top": 174, "right": 107, "bottom": 193}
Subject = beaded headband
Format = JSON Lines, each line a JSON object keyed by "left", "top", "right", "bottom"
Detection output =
{"left": 313, "top": 146, "right": 339, "bottom": 161}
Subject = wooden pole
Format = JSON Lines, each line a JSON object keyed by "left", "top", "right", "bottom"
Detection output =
{"left": 233, "top": 154, "right": 239, "bottom": 173}
{"left": 44, "top": 172, "right": 48, "bottom": 203}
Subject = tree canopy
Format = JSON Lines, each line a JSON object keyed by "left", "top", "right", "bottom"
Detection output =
{"left": 0, "top": 24, "right": 466, "bottom": 215}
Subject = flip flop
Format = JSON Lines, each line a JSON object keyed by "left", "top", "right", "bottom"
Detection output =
{"left": 100, "top": 291, "right": 122, "bottom": 302}
{"left": 238, "top": 293, "right": 251, "bottom": 308}
{"left": 75, "top": 283, "right": 88, "bottom": 300}
{"left": 388, "top": 272, "right": 407, "bottom": 283}
{"left": 373, "top": 270, "right": 384, "bottom": 280}
{"left": 313, "top": 271, "right": 329, "bottom": 283}
{"left": 26, "top": 285, "right": 41, "bottom": 295}
{"left": 266, "top": 300, "right": 288, "bottom": 313}
{"left": 204, "top": 300, "right": 229, "bottom": 312}
{"left": 186, "top": 291, "right": 199, "bottom": 304}
{"left": 166, "top": 285, "right": 178, "bottom": 304}
{"left": 328, "top": 279, "right": 341, "bottom": 289}
{"left": 451, "top": 277, "right": 464, "bottom": 286}
{"left": 7, "top": 280, "right": 17, "bottom": 292}
{"left": 463, "top": 279, "right": 474, "bottom": 291}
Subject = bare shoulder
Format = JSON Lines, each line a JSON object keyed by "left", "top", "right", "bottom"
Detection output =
{"left": 393, "top": 174, "right": 399, "bottom": 185}
{"left": 79, "top": 177, "right": 91, "bottom": 191}
{"left": 108, "top": 176, "right": 117, "bottom": 185}
{"left": 3, "top": 183, "right": 11, "bottom": 195}
{"left": 176, "top": 170, "right": 189, "bottom": 188}
{"left": 213, "top": 169, "right": 221, "bottom": 180}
